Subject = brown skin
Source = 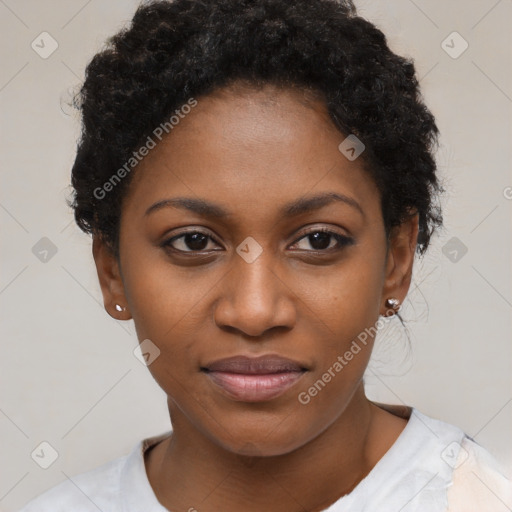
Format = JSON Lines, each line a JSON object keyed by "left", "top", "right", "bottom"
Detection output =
{"left": 93, "top": 82, "right": 419, "bottom": 511}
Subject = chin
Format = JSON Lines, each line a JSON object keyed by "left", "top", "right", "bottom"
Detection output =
{"left": 203, "top": 413, "right": 319, "bottom": 458}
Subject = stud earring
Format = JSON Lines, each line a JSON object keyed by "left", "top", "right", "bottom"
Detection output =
{"left": 385, "top": 297, "right": 401, "bottom": 313}
{"left": 115, "top": 304, "right": 126, "bottom": 312}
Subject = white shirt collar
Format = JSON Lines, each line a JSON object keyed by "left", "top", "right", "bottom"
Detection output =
{"left": 119, "top": 408, "right": 466, "bottom": 512}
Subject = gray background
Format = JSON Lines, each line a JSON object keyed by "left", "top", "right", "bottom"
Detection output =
{"left": 1, "top": 0, "right": 511, "bottom": 510}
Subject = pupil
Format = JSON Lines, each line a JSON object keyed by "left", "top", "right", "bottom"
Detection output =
{"left": 186, "top": 233, "right": 208, "bottom": 250}
{"left": 310, "top": 232, "right": 330, "bottom": 250}
{"left": 181, "top": 232, "right": 333, "bottom": 251}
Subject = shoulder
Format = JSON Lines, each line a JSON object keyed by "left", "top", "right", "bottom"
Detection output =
{"left": 17, "top": 453, "right": 128, "bottom": 512}
{"left": 359, "top": 406, "right": 512, "bottom": 511}
{"left": 405, "top": 409, "right": 512, "bottom": 511}
{"left": 446, "top": 436, "right": 512, "bottom": 511}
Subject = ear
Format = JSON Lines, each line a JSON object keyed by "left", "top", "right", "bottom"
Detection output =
{"left": 92, "top": 236, "right": 131, "bottom": 320}
{"left": 380, "top": 211, "right": 419, "bottom": 316}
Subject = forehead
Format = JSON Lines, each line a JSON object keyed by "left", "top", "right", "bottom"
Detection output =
{"left": 122, "top": 84, "right": 381, "bottom": 225}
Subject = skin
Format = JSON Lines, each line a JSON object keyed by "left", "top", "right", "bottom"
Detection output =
{"left": 93, "top": 82, "right": 419, "bottom": 512}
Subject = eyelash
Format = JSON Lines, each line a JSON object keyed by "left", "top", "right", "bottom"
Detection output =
{"left": 161, "top": 227, "right": 354, "bottom": 255}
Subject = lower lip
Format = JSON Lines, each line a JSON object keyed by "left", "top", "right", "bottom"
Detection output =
{"left": 204, "top": 371, "right": 306, "bottom": 402}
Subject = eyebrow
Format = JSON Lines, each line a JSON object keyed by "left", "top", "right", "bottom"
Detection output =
{"left": 144, "top": 192, "right": 364, "bottom": 219}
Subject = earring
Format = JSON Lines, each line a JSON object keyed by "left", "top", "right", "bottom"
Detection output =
{"left": 385, "top": 297, "right": 401, "bottom": 313}
{"left": 115, "top": 304, "right": 126, "bottom": 312}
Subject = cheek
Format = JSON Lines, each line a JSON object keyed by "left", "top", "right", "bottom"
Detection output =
{"left": 291, "top": 248, "right": 384, "bottom": 409}
{"left": 121, "top": 244, "right": 219, "bottom": 341}
{"left": 120, "top": 250, "right": 218, "bottom": 394}
{"left": 294, "top": 246, "right": 385, "bottom": 340}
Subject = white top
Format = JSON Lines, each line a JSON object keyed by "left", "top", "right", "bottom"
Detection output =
{"left": 18, "top": 408, "right": 512, "bottom": 512}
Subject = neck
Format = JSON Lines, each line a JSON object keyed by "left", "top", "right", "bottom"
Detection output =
{"left": 146, "top": 385, "right": 407, "bottom": 512}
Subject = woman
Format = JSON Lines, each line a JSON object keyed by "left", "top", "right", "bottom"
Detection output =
{"left": 19, "top": 0, "right": 511, "bottom": 510}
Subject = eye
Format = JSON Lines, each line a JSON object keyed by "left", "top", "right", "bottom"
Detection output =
{"left": 162, "top": 230, "right": 221, "bottom": 253}
{"left": 289, "top": 228, "right": 354, "bottom": 252}
{"left": 162, "top": 227, "right": 354, "bottom": 255}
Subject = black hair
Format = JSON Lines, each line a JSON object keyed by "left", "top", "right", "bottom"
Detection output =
{"left": 68, "top": 0, "right": 443, "bottom": 259}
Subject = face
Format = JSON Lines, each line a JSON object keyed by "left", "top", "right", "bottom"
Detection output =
{"left": 94, "top": 83, "right": 417, "bottom": 456}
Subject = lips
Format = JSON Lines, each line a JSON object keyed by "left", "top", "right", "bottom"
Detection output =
{"left": 201, "top": 355, "right": 308, "bottom": 402}
{"left": 203, "top": 355, "right": 306, "bottom": 374}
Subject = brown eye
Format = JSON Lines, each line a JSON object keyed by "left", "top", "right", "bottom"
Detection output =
{"left": 162, "top": 231, "right": 220, "bottom": 253}
{"left": 291, "top": 229, "right": 353, "bottom": 252}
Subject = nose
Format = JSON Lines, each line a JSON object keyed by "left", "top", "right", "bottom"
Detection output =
{"left": 213, "top": 251, "right": 296, "bottom": 339}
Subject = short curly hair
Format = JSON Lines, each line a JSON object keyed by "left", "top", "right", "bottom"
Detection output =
{"left": 69, "top": 0, "right": 443, "bottom": 258}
